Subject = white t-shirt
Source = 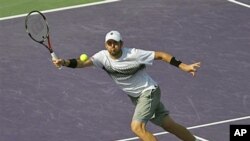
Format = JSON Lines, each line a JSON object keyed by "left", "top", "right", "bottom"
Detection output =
{"left": 91, "top": 47, "right": 157, "bottom": 97}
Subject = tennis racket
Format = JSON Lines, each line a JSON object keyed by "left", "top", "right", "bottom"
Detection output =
{"left": 25, "top": 10, "right": 61, "bottom": 69}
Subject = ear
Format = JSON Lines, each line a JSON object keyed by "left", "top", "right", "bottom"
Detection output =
{"left": 104, "top": 42, "right": 108, "bottom": 49}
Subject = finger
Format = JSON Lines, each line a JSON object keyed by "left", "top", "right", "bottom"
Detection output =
{"left": 53, "top": 60, "right": 59, "bottom": 65}
{"left": 52, "top": 59, "right": 58, "bottom": 62}
{"left": 195, "top": 62, "right": 201, "bottom": 67}
{"left": 190, "top": 71, "right": 195, "bottom": 77}
{"left": 193, "top": 62, "right": 201, "bottom": 69}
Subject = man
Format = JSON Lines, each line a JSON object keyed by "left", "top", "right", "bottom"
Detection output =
{"left": 53, "top": 31, "right": 201, "bottom": 141}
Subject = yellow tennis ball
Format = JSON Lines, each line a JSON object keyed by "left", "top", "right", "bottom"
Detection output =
{"left": 80, "top": 54, "right": 88, "bottom": 62}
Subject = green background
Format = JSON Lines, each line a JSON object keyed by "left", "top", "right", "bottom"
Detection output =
{"left": 0, "top": 0, "right": 102, "bottom": 18}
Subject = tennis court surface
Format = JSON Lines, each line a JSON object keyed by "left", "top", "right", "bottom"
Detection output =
{"left": 1, "top": 0, "right": 250, "bottom": 140}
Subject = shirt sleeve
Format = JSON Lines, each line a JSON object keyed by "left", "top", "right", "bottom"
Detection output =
{"left": 133, "top": 48, "right": 155, "bottom": 65}
{"left": 90, "top": 50, "right": 105, "bottom": 68}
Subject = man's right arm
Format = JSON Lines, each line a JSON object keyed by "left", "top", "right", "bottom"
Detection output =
{"left": 53, "top": 58, "right": 93, "bottom": 68}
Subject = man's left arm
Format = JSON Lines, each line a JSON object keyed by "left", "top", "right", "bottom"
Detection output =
{"left": 154, "top": 51, "right": 201, "bottom": 76}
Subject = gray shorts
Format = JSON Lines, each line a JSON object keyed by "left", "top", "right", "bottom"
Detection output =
{"left": 129, "top": 86, "right": 169, "bottom": 126}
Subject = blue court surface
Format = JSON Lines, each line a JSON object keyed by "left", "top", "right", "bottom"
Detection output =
{"left": 0, "top": 0, "right": 250, "bottom": 141}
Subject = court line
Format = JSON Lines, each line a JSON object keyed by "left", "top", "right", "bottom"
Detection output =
{"left": 228, "top": 0, "right": 250, "bottom": 8}
{"left": 0, "top": 0, "right": 121, "bottom": 21}
{"left": 115, "top": 115, "right": 250, "bottom": 141}
{"left": 195, "top": 135, "right": 209, "bottom": 141}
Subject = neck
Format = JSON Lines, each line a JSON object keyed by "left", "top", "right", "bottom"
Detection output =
{"left": 110, "top": 50, "right": 123, "bottom": 59}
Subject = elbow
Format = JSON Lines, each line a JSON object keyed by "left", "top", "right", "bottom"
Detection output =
{"left": 154, "top": 51, "right": 172, "bottom": 61}
{"left": 154, "top": 51, "right": 164, "bottom": 60}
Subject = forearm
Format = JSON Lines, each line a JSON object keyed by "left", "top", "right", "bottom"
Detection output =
{"left": 155, "top": 51, "right": 182, "bottom": 68}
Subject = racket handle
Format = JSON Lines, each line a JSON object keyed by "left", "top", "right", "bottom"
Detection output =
{"left": 51, "top": 52, "right": 62, "bottom": 69}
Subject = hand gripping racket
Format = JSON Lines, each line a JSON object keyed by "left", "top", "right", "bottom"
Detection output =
{"left": 25, "top": 10, "right": 61, "bottom": 69}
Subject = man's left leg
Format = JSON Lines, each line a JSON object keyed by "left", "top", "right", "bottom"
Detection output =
{"left": 129, "top": 87, "right": 161, "bottom": 141}
{"left": 131, "top": 120, "right": 157, "bottom": 141}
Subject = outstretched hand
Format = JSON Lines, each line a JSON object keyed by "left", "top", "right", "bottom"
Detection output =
{"left": 179, "top": 62, "right": 201, "bottom": 77}
{"left": 52, "top": 59, "right": 64, "bottom": 68}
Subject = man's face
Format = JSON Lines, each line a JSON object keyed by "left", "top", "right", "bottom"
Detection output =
{"left": 105, "top": 40, "right": 123, "bottom": 57}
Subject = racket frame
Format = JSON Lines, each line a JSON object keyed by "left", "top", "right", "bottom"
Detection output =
{"left": 25, "top": 10, "right": 61, "bottom": 68}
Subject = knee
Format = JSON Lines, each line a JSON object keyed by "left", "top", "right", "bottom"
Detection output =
{"left": 131, "top": 121, "right": 146, "bottom": 135}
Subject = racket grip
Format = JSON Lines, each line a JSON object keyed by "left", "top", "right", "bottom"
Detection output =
{"left": 51, "top": 52, "right": 62, "bottom": 69}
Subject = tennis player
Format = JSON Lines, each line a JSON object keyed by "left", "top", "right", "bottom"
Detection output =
{"left": 53, "top": 31, "right": 201, "bottom": 141}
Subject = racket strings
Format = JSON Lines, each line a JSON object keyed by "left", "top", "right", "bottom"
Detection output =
{"left": 26, "top": 14, "right": 48, "bottom": 42}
